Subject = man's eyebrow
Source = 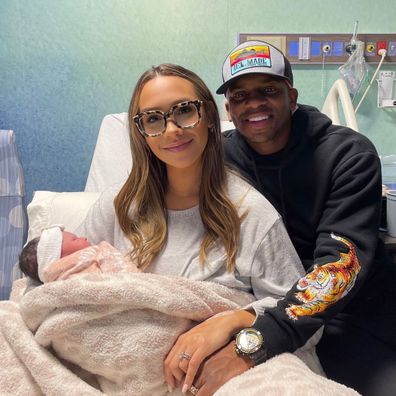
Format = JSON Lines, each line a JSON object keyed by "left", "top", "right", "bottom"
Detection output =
{"left": 228, "top": 84, "right": 244, "bottom": 91}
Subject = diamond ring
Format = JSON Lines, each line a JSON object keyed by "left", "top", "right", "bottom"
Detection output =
{"left": 179, "top": 351, "right": 192, "bottom": 361}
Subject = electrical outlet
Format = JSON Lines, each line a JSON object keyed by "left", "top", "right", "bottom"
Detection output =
{"left": 388, "top": 42, "right": 396, "bottom": 57}
{"left": 322, "top": 42, "right": 332, "bottom": 55}
{"left": 366, "top": 42, "right": 376, "bottom": 56}
{"left": 345, "top": 42, "right": 356, "bottom": 54}
{"left": 377, "top": 40, "right": 387, "bottom": 54}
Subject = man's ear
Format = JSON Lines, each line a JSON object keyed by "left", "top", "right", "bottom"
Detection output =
{"left": 289, "top": 88, "right": 298, "bottom": 112}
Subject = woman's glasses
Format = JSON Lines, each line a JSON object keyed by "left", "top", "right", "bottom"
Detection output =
{"left": 133, "top": 100, "right": 203, "bottom": 137}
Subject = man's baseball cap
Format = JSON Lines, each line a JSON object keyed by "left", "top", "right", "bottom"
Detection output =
{"left": 216, "top": 40, "right": 293, "bottom": 94}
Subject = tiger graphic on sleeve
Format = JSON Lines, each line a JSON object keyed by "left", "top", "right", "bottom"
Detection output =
{"left": 286, "top": 233, "right": 361, "bottom": 321}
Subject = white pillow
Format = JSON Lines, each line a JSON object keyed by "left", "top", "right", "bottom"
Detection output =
{"left": 27, "top": 191, "right": 100, "bottom": 241}
{"left": 84, "top": 113, "right": 132, "bottom": 192}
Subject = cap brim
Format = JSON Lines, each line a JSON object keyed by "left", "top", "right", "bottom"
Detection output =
{"left": 216, "top": 80, "right": 232, "bottom": 95}
{"left": 216, "top": 72, "right": 291, "bottom": 95}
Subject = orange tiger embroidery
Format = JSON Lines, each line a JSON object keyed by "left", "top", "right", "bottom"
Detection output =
{"left": 286, "top": 233, "right": 361, "bottom": 321}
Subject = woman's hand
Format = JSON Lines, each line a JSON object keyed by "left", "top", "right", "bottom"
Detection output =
{"left": 163, "top": 309, "right": 255, "bottom": 393}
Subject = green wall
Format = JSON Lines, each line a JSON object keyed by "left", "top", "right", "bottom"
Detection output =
{"left": 1, "top": 0, "right": 395, "bottom": 202}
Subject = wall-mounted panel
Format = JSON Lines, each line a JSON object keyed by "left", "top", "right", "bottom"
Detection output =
{"left": 239, "top": 33, "right": 396, "bottom": 64}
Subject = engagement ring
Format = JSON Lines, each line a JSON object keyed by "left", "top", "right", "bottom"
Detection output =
{"left": 179, "top": 351, "right": 192, "bottom": 361}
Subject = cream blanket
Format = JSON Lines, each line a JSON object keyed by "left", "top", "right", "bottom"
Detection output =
{"left": 0, "top": 275, "right": 360, "bottom": 396}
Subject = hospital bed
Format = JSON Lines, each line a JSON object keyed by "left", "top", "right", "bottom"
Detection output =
{"left": 321, "top": 78, "right": 359, "bottom": 132}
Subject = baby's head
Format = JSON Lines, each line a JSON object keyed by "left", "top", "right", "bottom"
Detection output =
{"left": 19, "top": 225, "right": 91, "bottom": 283}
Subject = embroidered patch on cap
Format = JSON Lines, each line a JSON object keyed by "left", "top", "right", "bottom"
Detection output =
{"left": 230, "top": 45, "right": 271, "bottom": 76}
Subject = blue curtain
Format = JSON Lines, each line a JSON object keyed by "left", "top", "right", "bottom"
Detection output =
{"left": 0, "top": 130, "right": 27, "bottom": 300}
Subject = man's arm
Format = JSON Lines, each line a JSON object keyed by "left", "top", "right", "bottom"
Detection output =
{"left": 253, "top": 148, "right": 383, "bottom": 360}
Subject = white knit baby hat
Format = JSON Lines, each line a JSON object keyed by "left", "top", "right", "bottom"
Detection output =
{"left": 37, "top": 224, "right": 65, "bottom": 281}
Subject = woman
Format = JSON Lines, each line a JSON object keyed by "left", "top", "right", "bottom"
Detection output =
{"left": 77, "top": 64, "right": 320, "bottom": 395}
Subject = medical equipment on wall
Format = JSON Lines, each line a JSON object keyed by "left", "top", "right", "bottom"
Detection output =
{"left": 238, "top": 32, "right": 396, "bottom": 65}
{"left": 335, "top": 20, "right": 391, "bottom": 113}
{"left": 377, "top": 71, "right": 396, "bottom": 108}
{"left": 338, "top": 40, "right": 368, "bottom": 101}
{"left": 337, "top": 21, "right": 367, "bottom": 101}
{"left": 348, "top": 20, "right": 359, "bottom": 54}
{"left": 354, "top": 47, "right": 387, "bottom": 112}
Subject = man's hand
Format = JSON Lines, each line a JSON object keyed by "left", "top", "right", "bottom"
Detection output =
{"left": 164, "top": 310, "right": 255, "bottom": 393}
{"left": 192, "top": 341, "right": 253, "bottom": 396}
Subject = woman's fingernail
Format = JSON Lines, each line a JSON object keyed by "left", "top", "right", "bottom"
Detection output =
{"left": 182, "top": 383, "right": 188, "bottom": 393}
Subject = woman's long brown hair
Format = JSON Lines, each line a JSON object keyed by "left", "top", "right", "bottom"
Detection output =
{"left": 114, "top": 64, "right": 243, "bottom": 271}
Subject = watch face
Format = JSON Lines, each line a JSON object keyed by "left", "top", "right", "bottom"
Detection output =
{"left": 237, "top": 328, "right": 263, "bottom": 354}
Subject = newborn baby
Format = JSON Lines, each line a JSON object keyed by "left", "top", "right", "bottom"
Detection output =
{"left": 19, "top": 225, "right": 139, "bottom": 283}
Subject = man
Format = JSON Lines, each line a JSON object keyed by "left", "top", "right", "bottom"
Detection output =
{"left": 193, "top": 41, "right": 396, "bottom": 396}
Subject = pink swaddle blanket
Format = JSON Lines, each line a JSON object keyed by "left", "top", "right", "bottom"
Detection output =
{"left": 42, "top": 241, "right": 139, "bottom": 282}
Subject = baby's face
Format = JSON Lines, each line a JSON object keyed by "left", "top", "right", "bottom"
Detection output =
{"left": 61, "top": 231, "right": 91, "bottom": 257}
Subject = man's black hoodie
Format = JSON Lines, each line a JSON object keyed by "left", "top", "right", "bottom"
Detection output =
{"left": 223, "top": 104, "right": 395, "bottom": 359}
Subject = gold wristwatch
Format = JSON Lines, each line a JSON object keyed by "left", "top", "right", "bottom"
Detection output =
{"left": 235, "top": 328, "right": 267, "bottom": 365}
